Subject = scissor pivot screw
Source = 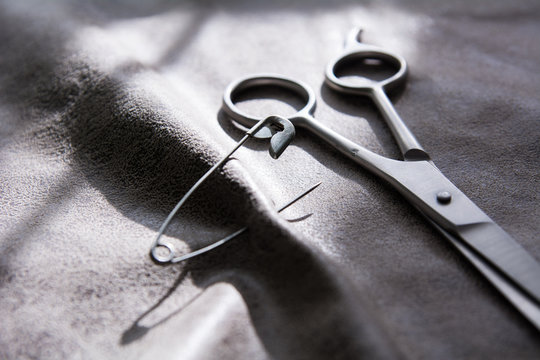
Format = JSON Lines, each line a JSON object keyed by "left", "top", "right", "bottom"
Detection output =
{"left": 436, "top": 191, "right": 452, "bottom": 204}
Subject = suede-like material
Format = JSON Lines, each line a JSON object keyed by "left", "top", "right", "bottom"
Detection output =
{"left": 1, "top": 1, "right": 539, "bottom": 359}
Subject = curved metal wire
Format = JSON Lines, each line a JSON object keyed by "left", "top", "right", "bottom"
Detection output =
{"left": 150, "top": 115, "right": 296, "bottom": 263}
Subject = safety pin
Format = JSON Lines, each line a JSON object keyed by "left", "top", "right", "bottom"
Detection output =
{"left": 151, "top": 115, "right": 299, "bottom": 263}
{"left": 153, "top": 181, "right": 321, "bottom": 263}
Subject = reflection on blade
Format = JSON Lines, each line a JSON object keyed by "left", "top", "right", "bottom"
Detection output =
{"left": 426, "top": 217, "right": 540, "bottom": 331}
{"left": 456, "top": 222, "right": 540, "bottom": 304}
{"left": 383, "top": 159, "right": 540, "bottom": 314}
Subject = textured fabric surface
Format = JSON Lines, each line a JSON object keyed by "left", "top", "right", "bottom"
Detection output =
{"left": 1, "top": 0, "right": 539, "bottom": 359}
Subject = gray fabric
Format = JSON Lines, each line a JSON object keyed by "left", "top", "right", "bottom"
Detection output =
{"left": 1, "top": 0, "right": 539, "bottom": 359}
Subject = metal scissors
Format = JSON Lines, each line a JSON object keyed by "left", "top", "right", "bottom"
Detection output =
{"left": 222, "top": 28, "right": 540, "bottom": 329}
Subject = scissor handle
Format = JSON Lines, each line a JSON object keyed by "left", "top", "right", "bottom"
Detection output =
{"left": 325, "top": 28, "right": 408, "bottom": 96}
{"left": 325, "top": 28, "right": 428, "bottom": 161}
{"left": 223, "top": 74, "right": 317, "bottom": 138}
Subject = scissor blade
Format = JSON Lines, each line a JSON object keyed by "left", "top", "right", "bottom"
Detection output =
{"left": 454, "top": 221, "right": 540, "bottom": 304}
{"left": 374, "top": 158, "right": 540, "bottom": 306}
{"left": 426, "top": 217, "right": 540, "bottom": 330}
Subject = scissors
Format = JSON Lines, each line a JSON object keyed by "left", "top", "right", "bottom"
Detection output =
{"left": 222, "top": 28, "right": 540, "bottom": 330}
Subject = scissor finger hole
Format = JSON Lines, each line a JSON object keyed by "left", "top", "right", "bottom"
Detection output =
{"left": 333, "top": 54, "right": 400, "bottom": 84}
{"left": 232, "top": 85, "right": 306, "bottom": 120}
{"left": 223, "top": 74, "right": 317, "bottom": 131}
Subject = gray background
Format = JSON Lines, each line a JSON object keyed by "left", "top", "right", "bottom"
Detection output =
{"left": 0, "top": 0, "right": 539, "bottom": 359}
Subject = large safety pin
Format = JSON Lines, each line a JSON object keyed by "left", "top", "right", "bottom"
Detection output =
{"left": 150, "top": 115, "right": 297, "bottom": 263}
